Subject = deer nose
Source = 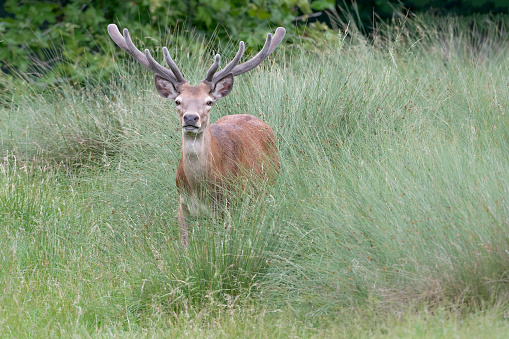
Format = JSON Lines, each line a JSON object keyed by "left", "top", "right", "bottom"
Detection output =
{"left": 183, "top": 113, "right": 199, "bottom": 125}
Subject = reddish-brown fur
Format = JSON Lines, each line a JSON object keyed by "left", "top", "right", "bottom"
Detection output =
{"left": 160, "top": 80, "right": 280, "bottom": 245}
{"left": 176, "top": 114, "right": 279, "bottom": 192}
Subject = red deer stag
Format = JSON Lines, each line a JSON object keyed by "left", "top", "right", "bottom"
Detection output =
{"left": 108, "top": 24, "right": 284, "bottom": 246}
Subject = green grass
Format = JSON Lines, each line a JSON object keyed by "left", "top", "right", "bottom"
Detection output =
{"left": 1, "top": 14, "right": 509, "bottom": 336}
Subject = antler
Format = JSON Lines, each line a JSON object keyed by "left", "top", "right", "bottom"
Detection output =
{"left": 107, "top": 24, "right": 186, "bottom": 86}
{"left": 203, "top": 27, "right": 286, "bottom": 85}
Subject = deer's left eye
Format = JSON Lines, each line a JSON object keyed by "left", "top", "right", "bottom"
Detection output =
{"left": 206, "top": 100, "right": 213, "bottom": 106}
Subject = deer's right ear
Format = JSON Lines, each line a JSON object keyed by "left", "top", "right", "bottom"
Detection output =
{"left": 210, "top": 74, "right": 234, "bottom": 100}
{"left": 155, "top": 75, "right": 179, "bottom": 99}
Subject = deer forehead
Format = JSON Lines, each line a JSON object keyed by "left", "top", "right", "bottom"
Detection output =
{"left": 176, "top": 82, "right": 213, "bottom": 104}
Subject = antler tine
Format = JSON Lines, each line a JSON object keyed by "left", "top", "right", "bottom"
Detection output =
{"left": 211, "top": 41, "right": 245, "bottom": 82}
{"left": 230, "top": 27, "right": 286, "bottom": 77}
{"left": 267, "top": 27, "right": 286, "bottom": 55}
{"left": 123, "top": 28, "right": 181, "bottom": 84}
{"left": 231, "top": 33, "right": 271, "bottom": 76}
{"left": 145, "top": 49, "right": 180, "bottom": 84}
{"left": 204, "top": 54, "right": 221, "bottom": 82}
{"left": 163, "top": 47, "right": 186, "bottom": 83}
{"left": 108, "top": 24, "right": 149, "bottom": 68}
{"left": 107, "top": 24, "right": 131, "bottom": 55}
{"left": 107, "top": 24, "right": 184, "bottom": 85}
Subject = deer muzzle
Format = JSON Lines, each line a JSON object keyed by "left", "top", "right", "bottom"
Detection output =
{"left": 182, "top": 113, "right": 201, "bottom": 133}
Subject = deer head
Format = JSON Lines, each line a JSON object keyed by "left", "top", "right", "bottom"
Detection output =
{"left": 107, "top": 24, "right": 285, "bottom": 136}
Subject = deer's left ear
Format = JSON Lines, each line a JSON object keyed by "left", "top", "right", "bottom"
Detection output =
{"left": 210, "top": 74, "right": 234, "bottom": 100}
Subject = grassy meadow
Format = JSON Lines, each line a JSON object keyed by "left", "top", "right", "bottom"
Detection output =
{"left": 1, "top": 15, "right": 509, "bottom": 337}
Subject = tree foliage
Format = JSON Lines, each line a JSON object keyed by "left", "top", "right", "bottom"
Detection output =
{"left": 338, "top": 0, "right": 509, "bottom": 28}
{"left": 2, "top": 0, "right": 507, "bottom": 86}
{"left": 0, "top": 0, "right": 334, "bottom": 84}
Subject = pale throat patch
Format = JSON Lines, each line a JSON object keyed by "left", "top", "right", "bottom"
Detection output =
{"left": 182, "top": 133, "right": 210, "bottom": 184}
{"left": 182, "top": 133, "right": 205, "bottom": 156}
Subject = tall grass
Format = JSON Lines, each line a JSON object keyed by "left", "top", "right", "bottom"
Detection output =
{"left": 1, "top": 14, "right": 508, "bottom": 335}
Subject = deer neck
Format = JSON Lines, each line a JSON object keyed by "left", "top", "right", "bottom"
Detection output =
{"left": 181, "top": 125, "right": 214, "bottom": 187}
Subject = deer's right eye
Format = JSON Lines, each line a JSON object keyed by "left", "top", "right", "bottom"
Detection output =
{"left": 175, "top": 100, "right": 181, "bottom": 106}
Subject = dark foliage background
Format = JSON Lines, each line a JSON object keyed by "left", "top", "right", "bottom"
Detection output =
{"left": 0, "top": 0, "right": 334, "bottom": 85}
{"left": 0, "top": 0, "right": 508, "bottom": 86}
{"left": 337, "top": 0, "right": 509, "bottom": 30}
{"left": 350, "top": 0, "right": 509, "bottom": 19}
